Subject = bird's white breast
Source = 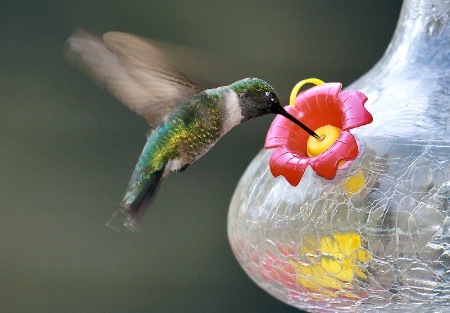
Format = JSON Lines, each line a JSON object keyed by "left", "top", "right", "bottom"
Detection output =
{"left": 220, "top": 89, "right": 242, "bottom": 136}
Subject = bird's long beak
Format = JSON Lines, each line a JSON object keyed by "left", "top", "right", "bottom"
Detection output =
{"left": 277, "top": 107, "right": 320, "bottom": 140}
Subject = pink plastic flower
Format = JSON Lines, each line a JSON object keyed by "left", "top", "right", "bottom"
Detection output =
{"left": 265, "top": 83, "right": 372, "bottom": 186}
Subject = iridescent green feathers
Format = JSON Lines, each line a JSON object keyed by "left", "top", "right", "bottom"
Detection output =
{"left": 119, "top": 90, "right": 225, "bottom": 228}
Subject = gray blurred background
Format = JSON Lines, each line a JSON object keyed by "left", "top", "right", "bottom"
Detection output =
{"left": 0, "top": 1, "right": 401, "bottom": 312}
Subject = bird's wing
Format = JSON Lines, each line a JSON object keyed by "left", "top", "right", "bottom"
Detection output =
{"left": 65, "top": 29, "right": 202, "bottom": 128}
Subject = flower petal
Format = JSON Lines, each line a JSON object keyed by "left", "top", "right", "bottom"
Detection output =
{"left": 265, "top": 116, "right": 295, "bottom": 148}
{"left": 269, "top": 147, "right": 310, "bottom": 186}
{"left": 338, "top": 90, "right": 372, "bottom": 130}
{"left": 309, "top": 131, "right": 359, "bottom": 179}
{"left": 265, "top": 106, "right": 310, "bottom": 150}
{"left": 294, "top": 83, "right": 343, "bottom": 129}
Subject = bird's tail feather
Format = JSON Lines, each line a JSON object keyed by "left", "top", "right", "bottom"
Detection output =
{"left": 107, "top": 166, "right": 165, "bottom": 231}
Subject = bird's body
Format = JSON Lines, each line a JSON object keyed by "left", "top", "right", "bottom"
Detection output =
{"left": 66, "top": 29, "right": 316, "bottom": 230}
{"left": 121, "top": 84, "right": 243, "bottom": 227}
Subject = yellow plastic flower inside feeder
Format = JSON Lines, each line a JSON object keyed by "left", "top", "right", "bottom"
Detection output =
{"left": 289, "top": 233, "right": 372, "bottom": 299}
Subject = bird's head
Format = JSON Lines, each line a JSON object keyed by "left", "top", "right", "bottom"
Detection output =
{"left": 232, "top": 78, "right": 319, "bottom": 139}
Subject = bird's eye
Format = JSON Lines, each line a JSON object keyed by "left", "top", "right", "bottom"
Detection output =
{"left": 266, "top": 91, "right": 278, "bottom": 104}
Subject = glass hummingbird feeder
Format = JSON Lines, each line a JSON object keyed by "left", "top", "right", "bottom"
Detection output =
{"left": 227, "top": 0, "right": 450, "bottom": 312}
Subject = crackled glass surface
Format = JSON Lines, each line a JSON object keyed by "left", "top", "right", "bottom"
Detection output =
{"left": 228, "top": 0, "right": 450, "bottom": 312}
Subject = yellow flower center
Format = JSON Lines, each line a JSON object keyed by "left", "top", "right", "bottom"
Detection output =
{"left": 306, "top": 125, "right": 366, "bottom": 195}
{"left": 306, "top": 125, "right": 341, "bottom": 157}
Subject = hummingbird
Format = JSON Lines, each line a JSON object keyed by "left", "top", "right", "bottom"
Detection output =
{"left": 66, "top": 29, "right": 318, "bottom": 230}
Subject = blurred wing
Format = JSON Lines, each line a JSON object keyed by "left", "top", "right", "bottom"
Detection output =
{"left": 65, "top": 29, "right": 202, "bottom": 127}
